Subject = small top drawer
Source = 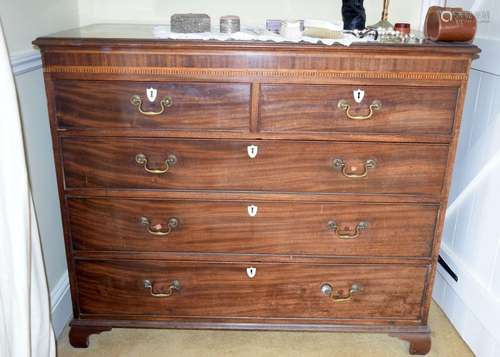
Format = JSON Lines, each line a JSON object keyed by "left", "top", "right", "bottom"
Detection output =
{"left": 53, "top": 80, "right": 251, "bottom": 131}
{"left": 259, "top": 84, "right": 458, "bottom": 136}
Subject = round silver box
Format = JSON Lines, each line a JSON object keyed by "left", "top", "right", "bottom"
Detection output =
{"left": 220, "top": 15, "right": 240, "bottom": 33}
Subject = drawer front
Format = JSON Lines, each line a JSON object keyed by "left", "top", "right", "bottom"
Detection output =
{"left": 68, "top": 198, "right": 438, "bottom": 257}
{"left": 54, "top": 80, "right": 251, "bottom": 131}
{"left": 260, "top": 84, "right": 458, "bottom": 135}
{"left": 76, "top": 260, "right": 428, "bottom": 320}
{"left": 62, "top": 138, "right": 448, "bottom": 196}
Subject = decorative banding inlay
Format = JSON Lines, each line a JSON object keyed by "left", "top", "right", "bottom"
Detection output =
{"left": 44, "top": 65, "right": 467, "bottom": 81}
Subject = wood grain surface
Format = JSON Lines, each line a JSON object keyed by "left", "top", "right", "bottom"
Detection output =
{"left": 76, "top": 260, "right": 429, "bottom": 320}
{"left": 260, "top": 84, "right": 457, "bottom": 135}
{"left": 54, "top": 80, "right": 250, "bottom": 131}
{"left": 61, "top": 138, "right": 449, "bottom": 196}
{"left": 68, "top": 198, "right": 438, "bottom": 257}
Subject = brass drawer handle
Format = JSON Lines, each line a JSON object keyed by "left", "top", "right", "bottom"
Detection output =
{"left": 130, "top": 95, "right": 173, "bottom": 116}
{"left": 143, "top": 279, "right": 181, "bottom": 297}
{"left": 333, "top": 158, "right": 376, "bottom": 178}
{"left": 140, "top": 216, "right": 179, "bottom": 236}
{"left": 320, "top": 283, "right": 362, "bottom": 302}
{"left": 337, "top": 99, "right": 382, "bottom": 120}
{"left": 328, "top": 221, "right": 369, "bottom": 239}
{"left": 135, "top": 153, "right": 177, "bottom": 174}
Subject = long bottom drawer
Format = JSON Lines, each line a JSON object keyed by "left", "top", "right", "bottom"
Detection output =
{"left": 76, "top": 260, "right": 429, "bottom": 321}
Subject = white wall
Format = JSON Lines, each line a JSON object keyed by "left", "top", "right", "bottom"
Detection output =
{"left": 431, "top": 1, "right": 500, "bottom": 356}
{"left": 0, "top": 0, "right": 79, "bottom": 54}
{"left": 0, "top": 0, "right": 79, "bottom": 337}
{"left": 78, "top": 0, "right": 423, "bottom": 31}
{"left": 13, "top": 70, "right": 67, "bottom": 296}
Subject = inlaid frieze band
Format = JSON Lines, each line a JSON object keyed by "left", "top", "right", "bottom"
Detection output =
{"left": 44, "top": 65, "right": 467, "bottom": 81}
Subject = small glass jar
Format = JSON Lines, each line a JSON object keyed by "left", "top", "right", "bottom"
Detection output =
{"left": 220, "top": 15, "right": 240, "bottom": 33}
{"left": 280, "top": 20, "right": 302, "bottom": 40}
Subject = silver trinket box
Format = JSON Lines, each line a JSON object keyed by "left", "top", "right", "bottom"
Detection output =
{"left": 171, "top": 13, "right": 211, "bottom": 33}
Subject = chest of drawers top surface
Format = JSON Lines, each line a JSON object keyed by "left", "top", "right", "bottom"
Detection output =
{"left": 34, "top": 24, "right": 478, "bottom": 354}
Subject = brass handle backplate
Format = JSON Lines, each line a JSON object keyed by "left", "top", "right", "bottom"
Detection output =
{"left": 333, "top": 158, "right": 376, "bottom": 178}
{"left": 140, "top": 216, "right": 179, "bottom": 236}
{"left": 337, "top": 99, "right": 382, "bottom": 120}
{"left": 320, "top": 283, "right": 362, "bottom": 302}
{"left": 328, "top": 221, "right": 369, "bottom": 239}
{"left": 130, "top": 95, "right": 173, "bottom": 116}
{"left": 144, "top": 279, "right": 181, "bottom": 297}
{"left": 135, "top": 153, "right": 177, "bottom": 174}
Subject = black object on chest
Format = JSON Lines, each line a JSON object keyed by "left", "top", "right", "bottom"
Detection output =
{"left": 342, "top": 0, "right": 366, "bottom": 30}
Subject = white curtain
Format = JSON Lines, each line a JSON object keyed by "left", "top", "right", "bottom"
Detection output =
{"left": 0, "top": 21, "right": 56, "bottom": 357}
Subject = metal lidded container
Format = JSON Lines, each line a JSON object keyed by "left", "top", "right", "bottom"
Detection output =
{"left": 220, "top": 15, "right": 241, "bottom": 33}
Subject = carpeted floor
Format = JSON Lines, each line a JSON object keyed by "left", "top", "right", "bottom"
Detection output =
{"left": 58, "top": 302, "right": 472, "bottom": 357}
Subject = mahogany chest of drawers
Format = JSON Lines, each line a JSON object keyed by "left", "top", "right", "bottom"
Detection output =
{"left": 34, "top": 24, "right": 479, "bottom": 355}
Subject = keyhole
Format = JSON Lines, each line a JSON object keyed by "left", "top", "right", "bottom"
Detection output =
{"left": 248, "top": 205, "right": 258, "bottom": 217}
{"left": 247, "top": 145, "right": 258, "bottom": 159}
{"left": 357, "top": 92, "right": 361, "bottom": 100}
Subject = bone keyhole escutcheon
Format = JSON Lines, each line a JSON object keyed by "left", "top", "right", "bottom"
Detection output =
{"left": 247, "top": 145, "right": 258, "bottom": 159}
{"left": 247, "top": 205, "right": 258, "bottom": 217}
{"left": 354, "top": 88, "right": 365, "bottom": 104}
{"left": 146, "top": 87, "right": 158, "bottom": 102}
{"left": 246, "top": 267, "right": 257, "bottom": 278}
